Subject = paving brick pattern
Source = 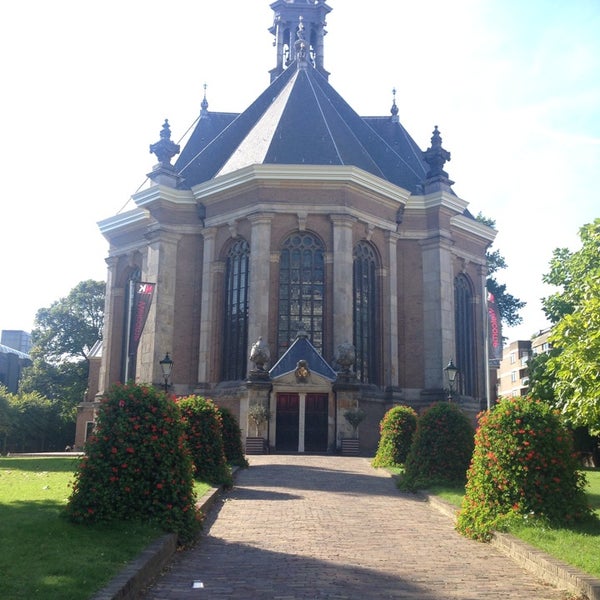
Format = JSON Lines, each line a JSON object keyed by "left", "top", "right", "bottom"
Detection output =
{"left": 142, "top": 455, "right": 570, "bottom": 599}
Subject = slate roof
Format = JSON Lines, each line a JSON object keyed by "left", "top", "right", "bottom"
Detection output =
{"left": 174, "top": 61, "right": 429, "bottom": 193}
{"left": 269, "top": 333, "right": 337, "bottom": 382}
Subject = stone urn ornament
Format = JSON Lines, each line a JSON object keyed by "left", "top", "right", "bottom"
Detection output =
{"left": 249, "top": 336, "right": 271, "bottom": 380}
{"left": 335, "top": 341, "right": 356, "bottom": 382}
{"left": 335, "top": 341, "right": 355, "bottom": 372}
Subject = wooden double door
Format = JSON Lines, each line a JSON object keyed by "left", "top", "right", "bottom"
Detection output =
{"left": 276, "top": 393, "right": 328, "bottom": 453}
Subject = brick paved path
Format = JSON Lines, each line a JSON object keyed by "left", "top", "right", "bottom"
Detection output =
{"left": 142, "top": 455, "right": 568, "bottom": 599}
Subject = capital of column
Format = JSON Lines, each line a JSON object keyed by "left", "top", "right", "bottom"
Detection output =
{"left": 247, "top": 213, "right": 274, "bottom": 227}
{"left": 144, "top": 226, "right": 182, "bottom": 246}
{"left": 330, "top": 214, "right": 357, "bottom": 229}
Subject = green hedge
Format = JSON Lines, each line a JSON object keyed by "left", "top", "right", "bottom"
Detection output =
{"left": 372, "top": 405, "right": 417, "bottom": 467}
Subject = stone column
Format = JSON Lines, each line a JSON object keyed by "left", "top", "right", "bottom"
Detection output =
{"left": 98, "top": 256, "right": 120, "bottom": 395}
{"left": 384, "top": 231, "right": 401, "bottom": 387}
{"left": 298, "top": 392, "right": 306, "bottom": 453}
{"left": 138, "top": 229, "right": 180, "bottom": 385}
{"left": 421, "top": 233, "right": 455, "bottom": 390}
{"left": 197, "top": 228, "right": 217, "bottom": 384}
{"left": 331, "top": 215, "right": 356, "bottom": 350}
{"left": 247, "top": 214, "right": 273, "bottom": 363}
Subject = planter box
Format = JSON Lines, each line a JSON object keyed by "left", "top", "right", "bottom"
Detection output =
{"left": 245, "top": 437, "right": 267, "bottom": 455}
{"left": 341, "top": 438, "right": 359, "bottom": 456}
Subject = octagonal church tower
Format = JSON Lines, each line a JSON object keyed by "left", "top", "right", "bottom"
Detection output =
{"left": 76, "top": 0, "right": 495, "bottom": 453}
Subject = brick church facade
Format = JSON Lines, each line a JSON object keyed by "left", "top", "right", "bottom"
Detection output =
{"left": 76, "top": 0, "right": 495, "bottom": 453}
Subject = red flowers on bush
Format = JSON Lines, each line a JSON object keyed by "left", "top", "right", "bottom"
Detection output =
{"left": 66, "top": 382, "right": 200, "bottom": 543}
{"left": 457, "top": 396, "right": 592, "bottom": 541}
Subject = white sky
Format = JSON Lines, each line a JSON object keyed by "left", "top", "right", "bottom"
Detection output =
{"left": 1, "top": 0, "right": 598, "bottom": 344}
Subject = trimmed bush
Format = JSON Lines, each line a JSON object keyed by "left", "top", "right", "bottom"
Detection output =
{"left": 401, "top": 402, "right": 474, "bottom": 489}
{"left": 372, "top": 405, "right": 417, "bottom": 468}
{"left": 457, "top": 396, "right": 592, "bottom": 540}
{"left": 66, "top": 383, "right": 199, "bottom": 543}
{"left": 178, "top": 395, "right": 232, "bottom": 487}
{"left": 219, "top": 407, "right": 249, "bottom": 468}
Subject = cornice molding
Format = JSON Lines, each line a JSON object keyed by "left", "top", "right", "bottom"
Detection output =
{"left": 192, "top": 164, "right": 411, "bottom": 205}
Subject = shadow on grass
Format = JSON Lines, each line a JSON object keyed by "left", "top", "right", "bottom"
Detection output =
{"left": 0, "top": 499, "right": 161, "bottom": 600}
{"left": 0, "top": 456, "right": 83, "bottom": 473}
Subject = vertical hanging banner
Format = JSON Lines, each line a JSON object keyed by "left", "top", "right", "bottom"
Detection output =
{"left": 129, "top": 282, "right": 156, "bottom": 355}
{"left": 487, "top": 290, "right": 503, "bottom": 367}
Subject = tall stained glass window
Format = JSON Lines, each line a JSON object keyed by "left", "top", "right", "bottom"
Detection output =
{"left": 353, "top": 242, "right": 379, "bottom": 384}
{"left": 454, "top": 273, "right": 476, "bottom": 396}
{"left": 278, "top": 233, "right": 324, "bottom": 356}
{"left": 222, "top": 239, "right": 250, "bottom": 380}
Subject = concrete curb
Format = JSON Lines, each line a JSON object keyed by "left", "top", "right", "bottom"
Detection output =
{"left": 91, "top": 480, "right": 229, "bottom": 600}
{"left": 426, "top": 494, "right": 600, "bottom": 600}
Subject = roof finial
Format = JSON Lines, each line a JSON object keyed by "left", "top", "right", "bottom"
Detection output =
{"left": 390, "top": 87, "right": 399, "bottom": 123}
{"left": 295, "top": 16, "right": 309, "bottom": 68}
{"left": 201, "top": 83, "right": 209, "bottom": 117}
{"left": 422, "top": 125, "right": 454, "bottom": 192}
{"left": 149, "top": 119, "right": 180, "bottom": 166}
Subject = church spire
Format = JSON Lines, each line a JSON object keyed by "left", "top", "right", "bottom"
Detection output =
{"left": 269, "top": 0, "right": 332, "bottom": 82}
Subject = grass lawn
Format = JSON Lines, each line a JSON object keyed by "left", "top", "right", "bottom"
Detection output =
{"left": 427, "top": 468, "right": 600, "bottom": 580}
{"left": 0, "top": 457, "right": 212, "bottom": 600}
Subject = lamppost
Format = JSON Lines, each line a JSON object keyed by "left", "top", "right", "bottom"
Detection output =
{"left": 444, "top": 358, "right": 459, "bottom": 402}
{"left": 159, "top": 352, "right": 173, "bottom": 392}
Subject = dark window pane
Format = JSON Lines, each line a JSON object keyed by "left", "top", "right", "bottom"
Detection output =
{"left": 222, "top": 239, "right": 250, "bottom": 380}
{"left": 277, "top": 233, "right": 325, "bottom": 357}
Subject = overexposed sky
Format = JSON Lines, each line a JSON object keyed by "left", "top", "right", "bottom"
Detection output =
{"left": 1, "top": 0, "right": 598, "bottom": 343}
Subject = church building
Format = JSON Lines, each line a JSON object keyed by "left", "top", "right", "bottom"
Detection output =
{"left": 76, "top": 0, "right": 496, "bottom": 453}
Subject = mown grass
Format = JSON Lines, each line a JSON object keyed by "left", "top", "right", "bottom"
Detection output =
{"left": 0, "top": 457, "right": 212, "bottom": 600}
{"left": 428, "top": 468, "right": 600, "bottom": 580}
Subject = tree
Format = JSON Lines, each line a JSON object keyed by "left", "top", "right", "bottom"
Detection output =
{"left": 476, "top": 213, "right": 525, "bottom": 327}
{"left": 0, "top": 387, "right": 14, "bottom": 453}
{"left": 540, "top": 219, "right": 600, "bottom": 433}
{"left": 20, "top": 280, "right": 104, "bottom": 420}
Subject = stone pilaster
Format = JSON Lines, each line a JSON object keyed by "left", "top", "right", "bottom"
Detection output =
{"left": 247, "top": 214, "right": 273, "bottom": 361}
{"left": 138, "top": 228, "right": 180, "bottom": 386}
{"left": 197, "top": 228, "right": 217, "bottom": 384}
{"left": 420, "top": 233, "right": 455, "bottom": 390}
{"left": 384, "top": 231, "right": 401, "bottom": 387}
{"left": 331, "top": 214, "right": 356, "bottom": 350}
{"left": 98, "top": 256, "right": 120, "bottom": 396}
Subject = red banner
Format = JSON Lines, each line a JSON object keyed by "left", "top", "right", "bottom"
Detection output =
{"left": 128, "top": 282, "right": 155, "bottom": 355}
{"left": 487, "top": 290, "right": 503, "bottom": 366}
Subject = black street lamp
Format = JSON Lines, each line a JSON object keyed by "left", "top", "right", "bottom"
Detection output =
{"left": 444, "top": 359, "right": 459, "bottom": 401}
{"left": 159, "top": 352, "right": 174, "bottom": 392}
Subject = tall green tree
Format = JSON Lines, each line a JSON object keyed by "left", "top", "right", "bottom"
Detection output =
{"left": 541, "top": 219, "right": 600, "bottom": 433}
{"left": 20, "top": 280, "right": 105, "bottom": 420}
{"left": 476, "top": 213, "right": 525, "bottom": 327}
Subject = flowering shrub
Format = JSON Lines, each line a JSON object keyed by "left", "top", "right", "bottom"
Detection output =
{"left": 457, "top": 396, "right": 592, "bottom": 540}
{"left": 372, "top": 405, "right": 417, "bottom": 467}
{"left": 218, "top": 407, "right": 249, "bottom": 468}
{"left": 178, "top": 395, "right": 232, "bottom": 487}
{"left": 66, "top": 383, "right": 199, "bottom": 543}
{"left": 401, "top": 402, "right": 474, "bottom": 490}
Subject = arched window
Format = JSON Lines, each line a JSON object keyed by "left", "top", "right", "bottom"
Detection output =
{"left": 278, "top": 233, "right": 325, "bottom": 356}
{"left": 122, "top": 267, "right": 141, "bottom": 382}
{"left": 353, "top": 242, "right": 379, "bottom": 384}
{"left": 455, "top": 273, "right": 476, "bottom": 396}
{"left": 222, "top": 239, "right": 250, "bottom": 380}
